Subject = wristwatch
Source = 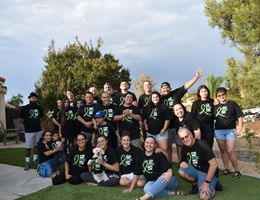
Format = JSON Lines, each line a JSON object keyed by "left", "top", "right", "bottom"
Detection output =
{"left": 205, "top": 180, "right": 211, "bottom": 184}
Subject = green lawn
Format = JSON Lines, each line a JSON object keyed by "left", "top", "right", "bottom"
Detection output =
{"left": 1, "top": 148, "right": 260, "bottom": 200}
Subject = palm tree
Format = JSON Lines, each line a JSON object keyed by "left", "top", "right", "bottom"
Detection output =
{"left": 205, "top": 73, "right": 226, "bottom": 98}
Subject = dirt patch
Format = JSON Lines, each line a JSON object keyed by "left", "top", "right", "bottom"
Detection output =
{"left": 243, "top": 120, "right": 260, "bottom": 136}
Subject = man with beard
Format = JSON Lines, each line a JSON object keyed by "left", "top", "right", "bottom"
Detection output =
{"left": 20, "top": 92, "right": 44, "bottom": 170}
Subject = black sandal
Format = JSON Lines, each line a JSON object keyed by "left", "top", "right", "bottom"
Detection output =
{"left": 221, "top": 169, "right": 230, "bottom": 175}
{"left": 232, "top": 171, "right": 241, "bottom": 179}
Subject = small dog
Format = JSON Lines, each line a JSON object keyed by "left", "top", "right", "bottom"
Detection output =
{"left": 87, "top": 147, "right": 109, "bottom": 183}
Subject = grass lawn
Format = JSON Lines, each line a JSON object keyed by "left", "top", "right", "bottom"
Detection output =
{"left": 1, "top": 148, "right": 260, "bottom": 200}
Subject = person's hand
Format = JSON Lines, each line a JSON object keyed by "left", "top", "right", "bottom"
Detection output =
{"left": 200, "top": 182, "right": 212, "bottom": 197}
{"left": 179, "top": 162, "right": 189, "bottom": 168}
{"left": 56, "top": 142, "right": 63, "bottom": 151}
{"left": 123, "top": 188, "right": 132, "bottom": 193}
{"left": 160, "top": 129, "right": 166, "bottom": 136}
{"left": 235, "top": 128, "right": 242, "bottom": 136}
{"left": 162, "top": 171, "right": 172, "bottom": 183}
{"left": 195, "top": 69, "right": 203, "bottom": 79}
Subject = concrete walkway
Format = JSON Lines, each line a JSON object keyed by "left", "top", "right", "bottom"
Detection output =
{"left": 0, "top": 164, "right": 52, "bottom": 200}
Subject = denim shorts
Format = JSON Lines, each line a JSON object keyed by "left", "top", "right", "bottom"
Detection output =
{"left": 146, "top": 131, "right": 168, "bottom": 141}
{"left": 179, "top": 164, "right": 217, "bottom": 198}
{"left": 215, "top": 129, "right": 237, "bottom": 140}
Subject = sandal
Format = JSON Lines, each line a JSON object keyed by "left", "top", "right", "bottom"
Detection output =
{"left": 170, "top": 189, "right": 186, "bottom": 196}
{"left": 232, "top": 171, "right": 241, "bottom": 179}
{"left": 221, "top": 169, "right": 230, "bottom": 175}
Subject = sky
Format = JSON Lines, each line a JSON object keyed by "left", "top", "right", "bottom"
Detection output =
{"left": 0, "top": 0, "right": 241, "bottom": 103}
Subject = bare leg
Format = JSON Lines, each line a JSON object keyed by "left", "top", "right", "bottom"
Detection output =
{"left": 216, "top": 139, "right": 229, "bottom": 170}
{"left": 226, "top": 140, "right": 239, "bottom": 171}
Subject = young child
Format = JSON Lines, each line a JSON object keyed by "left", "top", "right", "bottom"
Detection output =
{"left": 50, "top": 132, "right": 66, "bottom": 176}
{"left": 93, "top": 111, "right": 117, "bottom": 149}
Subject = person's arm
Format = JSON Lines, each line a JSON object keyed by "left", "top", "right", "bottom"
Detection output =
{"left": 64, "top": 161, "right": 72, "bottom": 180}
{"left": 200, "top": 158, "right": 217, "bottom": 195}
{"left": 129, "top": 113, "right": 142, "bottom": 121}
{"left": 160, "top": 120, "right": 170, "bottom": 135}
{"left": 113, "top": 113, "right": 126, "bottom": 121}
{"left": 77, "top": 116, "right": 93, "bottom": 128}
{"left": 184, "top": 69, "right": 202, "bottom": 90}
{"left": 236, "top": 117, "right": 243, "bottom": 136}
{"left": 123, "top": 175, "right": 139, "bottom": 192}
{"left": 100, "top": 161, "right": 120, "bottom": 172}
{"left": 43, "top": 142, "right": 63, "bottom": 156}
{"left": 52, "top": 118, "right": 60, "bottom": 127}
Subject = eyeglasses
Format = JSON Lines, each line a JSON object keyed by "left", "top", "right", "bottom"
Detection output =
{"left": 180, "top": 134, "right": 190, "bottom": 141}
{"left": 217, "top": 93, "right": 226, "bottom": 97}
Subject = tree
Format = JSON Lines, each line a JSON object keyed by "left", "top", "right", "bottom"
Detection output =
{"left": 205, "top": 0, "right": 260, "bottom": 107}
{"left": 7, "top": 94, "right": 23, "bottom": 107}
{"left": 205, "top": 73, "right": 225, "bottom": 98}
{"left": 36, "top": 37, "right": 131, "bottom": 110}
{"left": 134, "top": 73, "right": 156, "bottom": 98}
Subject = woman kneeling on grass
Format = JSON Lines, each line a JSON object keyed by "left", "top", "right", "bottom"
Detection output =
{"left": 116, "top": 132, "right": 145, "bottom": 189}
{"left": 37, "top": 131, "right": 65, "bottom": 177}
{"left": 52, "top": 133, "right": 92, "bottom": 185}
{"left": 81, "top": 135, "right": 120, "bottom": 186}
{"left": 126, "top": 136, "right": 184, "bottom": 200}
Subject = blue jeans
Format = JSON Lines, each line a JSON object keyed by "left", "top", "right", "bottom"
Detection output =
{"left": 179, "top": 164, "right": 217, "bottom": 195}
{"left": 144, "top": 175, "right": 178, "bottom": 197}
{"left": 40, "top": 153, "right": 66, "bottom": 177}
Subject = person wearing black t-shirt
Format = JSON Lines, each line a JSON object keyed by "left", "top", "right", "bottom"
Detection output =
{"left": 20, "top": 92, "right": 44, "bottom": 170}
{"left": 93, "top": 110, "right": 117, "bottom": 149}
{"left": 60, "top": 98, "right": 77, "bottom": 150}
{"left": 77, "top": 91, "right": 100, "bottom": 144}
{"left": 89, "top": 86, "right": 102, "bottom": 105}
{"left": 178, "top": 128, "right": 218, "bottom": 200}
{"left": 214, "top": 87, "right": 243, "bottom": 179}
{"left": 138, "top": 80, "right": 153, "bottom": 140}
{"left": 114, "top": 92, "right": 142, "bottom": 148}
{"left": 103, "top": 82, "right": 116, "bottom": 104}
{"left": 126, "top": 136, "right": 182, "bottom": 199}
{"left": 160, "top": 70, "right": 202, "bottom": 110}
{"left": 51, "top": 99, "right": 62, "bottom": 134}
{"left": 191, "top": 85, "right": 215, "bottom": 148}
{"left": 37, "top": 131, "right": 64, "bottom": 177}
{"left": 81, "top": 135, "right": 120, "bottom": 186}
{"left": 116, "top": 132, "right": 145, "bottom": 189}
{"left": 99, "top": 92, "right": 119, "bottom": 146}
{"left": 52, "top": 133, "right": 93, "bottom": 185}
{"left": 143, "top": 91, "right": 172, "bottom": 161}
{"left": 114, "top": 81, "right": 137, "bottom": 106}
{"left": 171, "top": 103, "right": 201, "bottom": 162}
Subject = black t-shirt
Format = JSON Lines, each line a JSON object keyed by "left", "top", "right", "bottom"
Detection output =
{"left": 99, "top": 104, "right": 117, "bottom": 128}
{"left": 94, "top": 122, "right": 116, "bottom": 147}
{"left": 116, "top": 145, "right": 142, "bottom": 175}
{"left": 181, "top": 140, "right": 218, "bottom": 175}
{"left": 172, "top": 112, "right": 200, "bottom": 135}
{"left": 114, "top": 105, "right": 141, "bottom": 139}
{"left": 51, "top": 107, "right": 61, "bottom": 132}
{"left": 161, "top": 86, "right": 187, "bottom": 109}
{"left": 214, "top": 101, "right": 244, "bottom": 129}
{"left": 135, "top": 152, "right": 171, "bottom": 182}
{"left": 61, "top": 106, "right": 76, "bottom": 133}
{"left": 91, "top": 147, "right": 118, "bottom": 174}
{"left": 191, "top": 99, "right": 214, "bottom": 128}
{"left": 138, "top": 93, "right": 151, "bottom": 115}
{"left": 37, "top": 141, "right": 53, "bottom": 163}
{"left": 76, "top": 104, "right": 100, "bottom": 133}
{"left": 114, "top": 91, "right": 137, "bottom": 106}
{"left": 20, "top": 103, "right": 43, "bottom": 132}
{"left": 67, "top": 147, "right": 92, "bottom": 175}
{"left": 143, "top": 104, "right": 172, "bottom": 134}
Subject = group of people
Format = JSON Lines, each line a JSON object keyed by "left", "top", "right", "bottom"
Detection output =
{"left": 19, "top": 69, "right": 244, "bottom": 200}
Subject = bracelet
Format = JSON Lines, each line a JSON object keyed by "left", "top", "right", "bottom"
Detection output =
{"left": 205, "top": 180, "right": 210, "bottom": 184}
